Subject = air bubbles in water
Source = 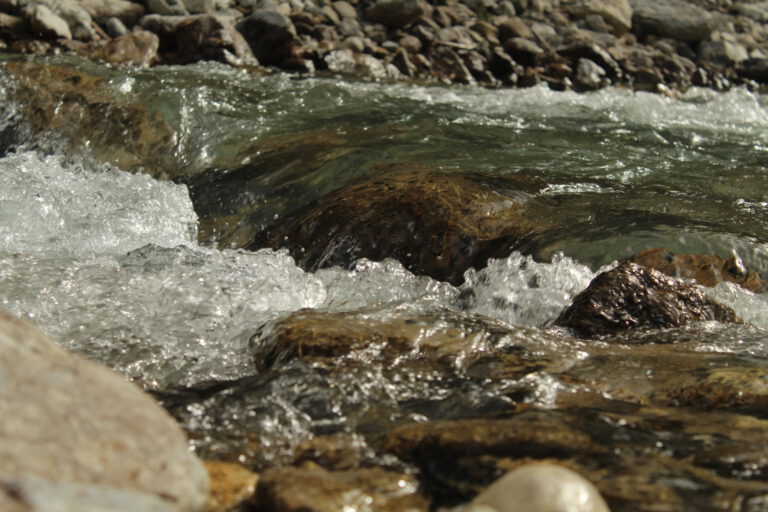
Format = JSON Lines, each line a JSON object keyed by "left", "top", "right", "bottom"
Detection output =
{"left": 0, "top": 151, "right": 197, "bottom": 258}
{"left": 460, "top": 252, "right": 595, "bottom": 328}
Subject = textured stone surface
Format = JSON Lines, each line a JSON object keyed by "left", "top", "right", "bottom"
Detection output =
{"left": 0, "top": 310, "right": 209, "bottom": 511}
{"left": 555, "top": 262, "right": 738, "bottom": 337}
{"left": 4, "top": 60, "right": 179, "bottom": 179}
{"left": 250, "top": 164, "right": 556, "bottom": 284}
{"left": 565, "top": 0, "right": 632, "bottom": 34}
{"left": 205, "top": 460, "right": 259, "bottom": 512}
{"left": 255, "top": 463, "right": 429, "bottom": 512}
{"left": 628, "top": 248, "right": 766, "bottom": 293}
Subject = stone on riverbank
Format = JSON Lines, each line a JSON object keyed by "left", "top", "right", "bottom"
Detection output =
{"left": 256, "top": 463, "right": 429, "bottom": 511}
{"left": 250, "top": 164, "right": 556, "bottom": 284}
{"left": 555, "top": 262, "right": 738, "bottom": 337}
{"left": 0, "top": 310, "right": 209, "bottom": 511}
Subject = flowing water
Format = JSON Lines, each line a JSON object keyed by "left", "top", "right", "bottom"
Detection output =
{"left": 3, "top": 55, "right": 768, "bottom": 509}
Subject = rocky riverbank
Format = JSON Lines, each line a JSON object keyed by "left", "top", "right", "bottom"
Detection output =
{"left": 1, "top": 0, "right": 768, "bottom": 92}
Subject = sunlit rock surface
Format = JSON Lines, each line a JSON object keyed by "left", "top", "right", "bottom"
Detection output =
{"left": 250, "top": 164, "right": 558, "bottom": 284}
{"left": 628, "top": 248, "right": 767, "bottom": 293}
{"left": 204, "top": 460, "right": 259, "bottom": 512}
{"left": 0, "top": 310, "right": 209, "bottom": 511}
{"left": 556, "top": 262, "right": 738, "bottom": 337}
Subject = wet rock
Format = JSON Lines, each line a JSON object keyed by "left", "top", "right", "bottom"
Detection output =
{"left": 364, "top": 0, "right": 424, "bottom": 28}
{"left": 470, "top": 464, "right": 610, "bottom": 512}
{"left": 237, "top": 9, "right": 296, "bottom": 66}
{"left": 82, "top": 30, "right": 160, "bottom": 66}
{"left": 555, "top": 261, "right": 738, "bottom": 337}
{"left": 430, "top": 46, "right": 476, "bottom": 84}
{"left": 627, "top": 248, "right": 766, "bottom": 293}
{"left": 558, "top": 42, "right": 622, "bottom": 79}
{"left": 26, "top": 4, "right": 71, "bottom": 40}
{"left": 5, "top": 60, "right": 179, "bottom": 179}
{"left": 0, "top": 12, "right": 25, "bottom": 34}
{"left": 565, "top": 0, "right": 632, "bottom": 35}
{"left": 249, "top": 165, "right": 556, "bottom": 284}
{"left": 205, "top": 460, "right": 259, "bottom": 512}
{"left": 0, "top": 310, "right": 209, "bottom": 511}
{"left": 255, "top": 463, "right": 429, "bottom": 511}
{"left": 630, "top": 0, "right": 713, "bottom": 43}
{"left": 573, "top": 57, "right": 607, "bottom": 90}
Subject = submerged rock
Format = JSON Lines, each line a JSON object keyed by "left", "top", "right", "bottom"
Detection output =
{"left": 555, "top": 262, "right": 738, "bottom": 337}
{"left": 469, "top": 464, "right": 610, "bottom": 512}
{"left": 627, "top": 248, "right": 766, "bottom": 293}
{"left": 4, "top": 60, "right": 179, "bottom": 179}
{"left": 249, "top": 164, "right": 556, "bottom": 284}
{"left": 0, "top": 310, "right": 209, "bottom": 511}
{"left": 255, "top": 463, "right": 429, "bottom": 512}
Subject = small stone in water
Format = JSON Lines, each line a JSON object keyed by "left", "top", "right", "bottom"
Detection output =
{"left": 469, "top": 464, "right": 610, "bottom": 512}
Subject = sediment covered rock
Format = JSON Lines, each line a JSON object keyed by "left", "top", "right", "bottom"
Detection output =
{"left": 0, "top": 310, "right": 209, "bottom": 511}
{"left": 555, "top": 261, "right": 738, "bottom": 337}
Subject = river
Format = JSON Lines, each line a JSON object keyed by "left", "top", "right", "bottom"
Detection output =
{"left": 3, "top": 55, "right": 768, "bottom": 510}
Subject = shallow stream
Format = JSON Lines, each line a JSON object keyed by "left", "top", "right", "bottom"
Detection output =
{"left": 3, "top": 55, "right": 768, "bottom": 510}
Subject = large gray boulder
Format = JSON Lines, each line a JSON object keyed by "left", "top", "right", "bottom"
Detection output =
{"left": 630, "top": 0, "right": 713, "bottom": 43}
{"left": 0, "top": 310, "right": 209, "bottom": 512}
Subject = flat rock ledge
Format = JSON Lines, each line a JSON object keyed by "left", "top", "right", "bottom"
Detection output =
{"left": 0, "top": 309, "right": 209, "bottom": 512}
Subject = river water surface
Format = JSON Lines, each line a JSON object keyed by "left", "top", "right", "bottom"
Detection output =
{"left": 3, "top": 56, "right": 768, "bottom": 510}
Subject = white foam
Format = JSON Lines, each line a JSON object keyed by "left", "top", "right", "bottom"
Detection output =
{"left": 461, "top": 252, "right": 595, "bottom": 328}
{"left": 0, "top": 151, "right": 197, "bottom": 258}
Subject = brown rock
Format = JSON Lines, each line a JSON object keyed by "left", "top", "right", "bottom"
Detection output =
{"left": 249, "top": 164, "right": 555, "bottom": 284}
{"left": 555, "top": 262, "right": 738, "bottom": 337}
{"left": 255, "top": 463, "right": 429, "bottom": 512}
{"left": 628, "top": 248, "right": 766, "bottom": 293}
{"left": 172, "top": 14, "right": 258, "bottom": 66}
{"left": 205, "top": 460, "right": 259, "bottom": 512}
{"left": 4, "top": 60, "right": 179, "bottom": 179}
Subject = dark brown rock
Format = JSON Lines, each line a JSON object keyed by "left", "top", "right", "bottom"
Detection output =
{"left": 628, "top": 248, "right": 766, "bottom": 293}
{"left": 255, "top": 463, "right": 429, "bottom": 512}
{"left": 555, "top": 261, "right": 738, "bottom": 337}
{"left": 249, "top": 164, "right": 556, "bottom": 284}
{"left": 503, "top": 36, "right": 543, "bottom": 66}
